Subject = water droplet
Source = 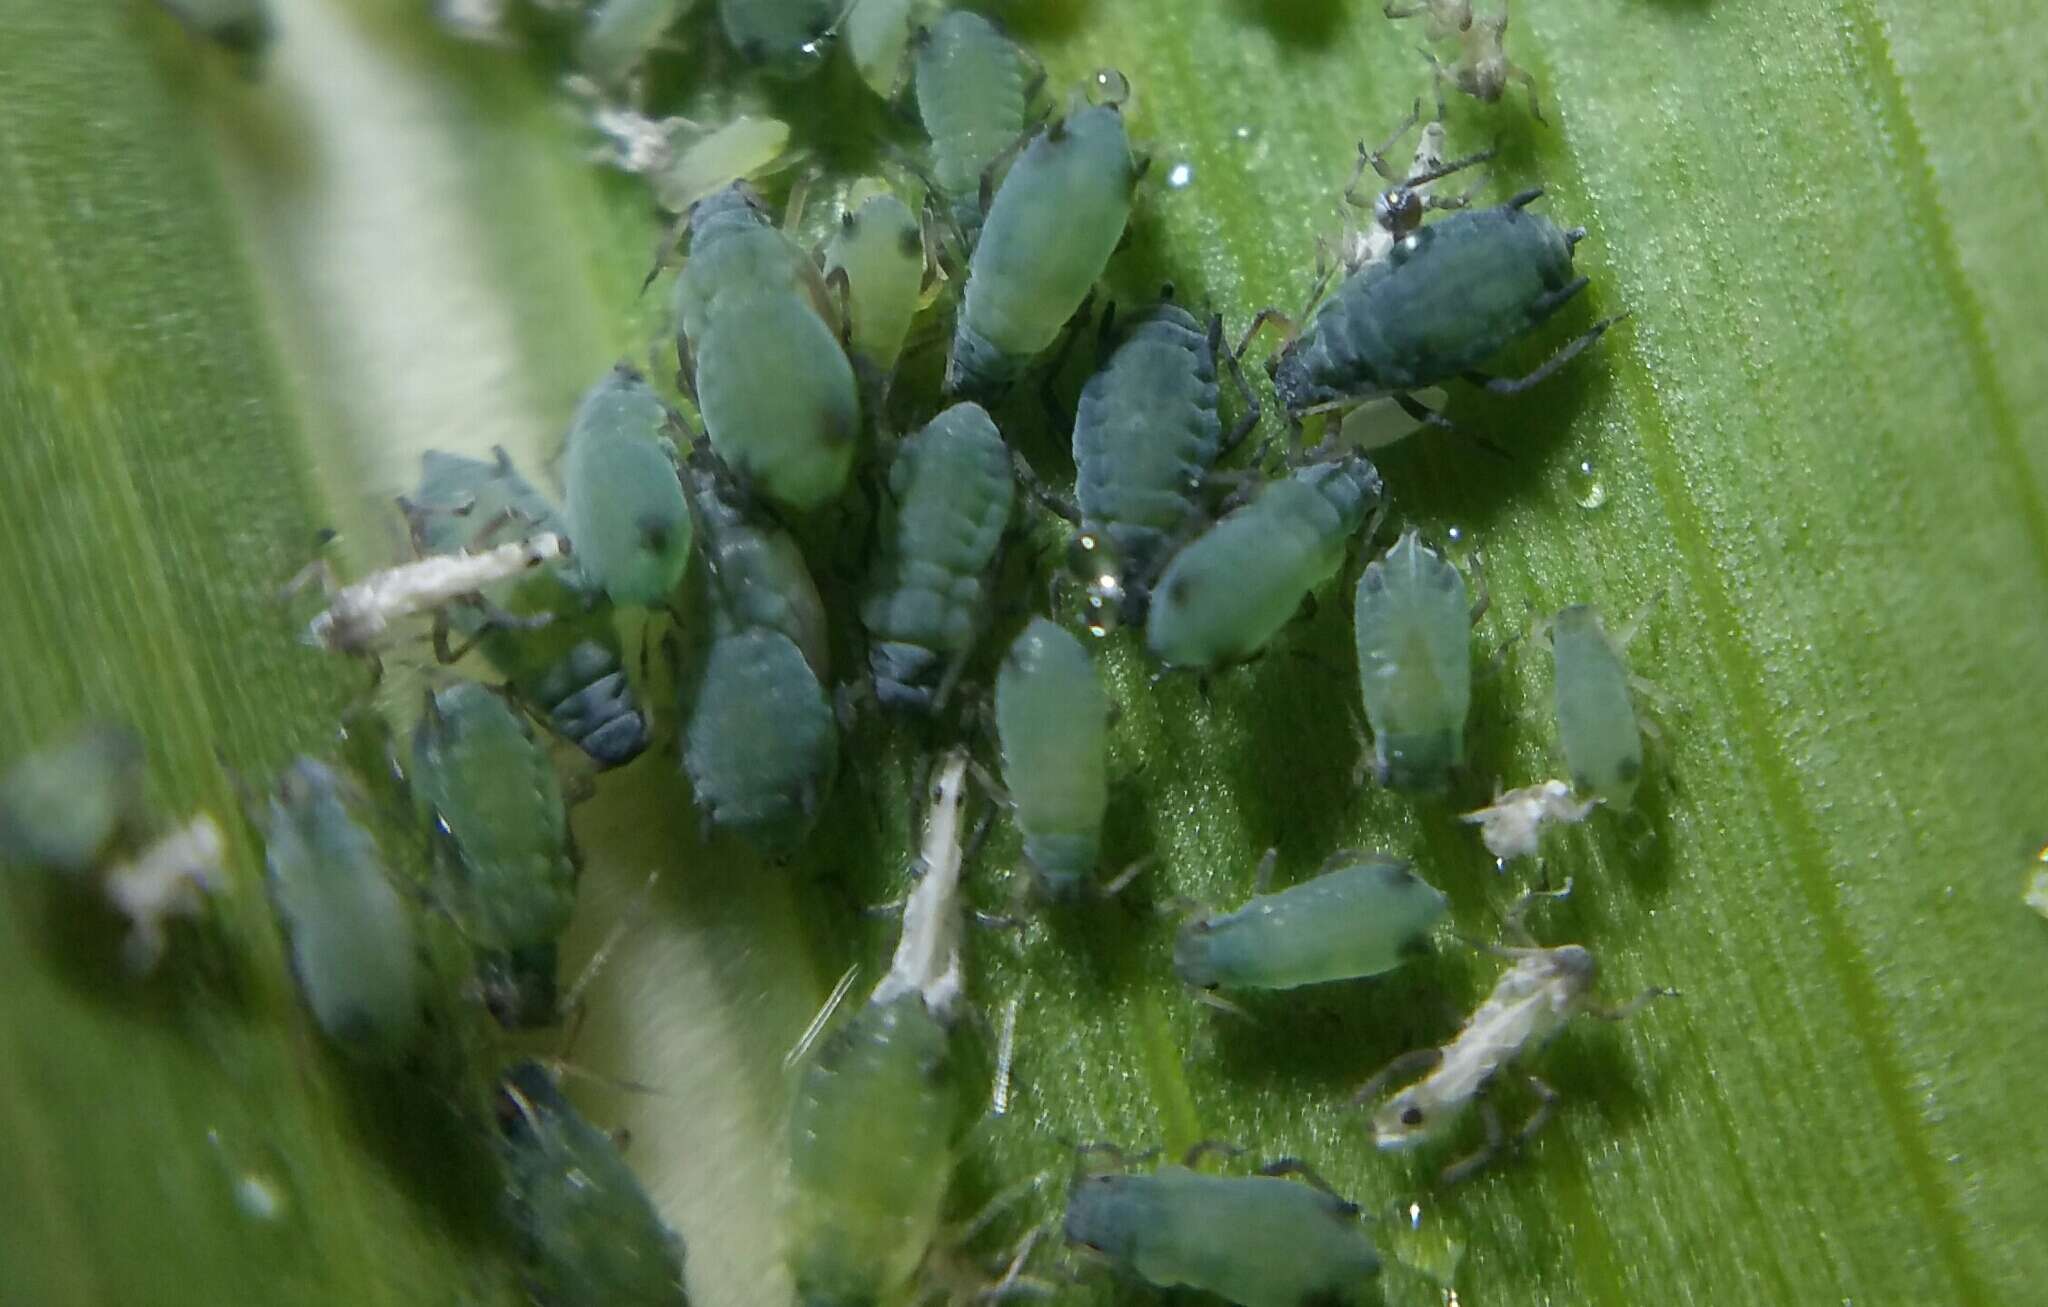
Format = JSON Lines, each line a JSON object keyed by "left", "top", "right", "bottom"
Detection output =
{"left": 1442, "top": 525, "right": 1478, "bottom": 564}
{"left": 1232, "top": 124, "right": 1256, "bottom": 143}
{"left": 1568, "top": 457, "right": 1607, "bottom": 509}
{"left": 1165, "top": 162, "right": 1194, "bottom": 190}
{"left": 233, "top": 1173, "right": 287, "bottom": 1224}
{"left": 206, "top": 1128, "right": 294, "bottom": 1227}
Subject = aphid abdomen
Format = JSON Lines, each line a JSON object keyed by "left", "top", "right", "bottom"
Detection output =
{"left": 0, "top": 723, "right": 146, "bottom": 873}
{"left": 914, "top": 10, "right": 1032, "bottom": 241}
{"left": 788, "top": 993, "right": 959, "bottom": 1306}
{"left": 1551, "top": 604, "right": 1643, "bottom": 811}
{"left": 716, "top": 0, "right": 840, "bottom": 79}
{"left": 685, "top": 463, "right": 832, "bottom": 679}
{"left": 678, "top": 627, "right": 837, "bottom": 854}
{"left": 1354, "top": 531, "right": 1473, "bottom": 792}
{"left": 996, "top": 618, "right": 1110, "bottom": 891}
{"left": 563, "top": 367, "right": 694, "bottom": 608}
{"left": 526, "top": 640, "right": 648, "bottom": 768}
{"left": 1174, "top": 857, "right": 1446, "bottom": 990}
{"left": 859, "top": 403, "right": 1014, "bottom": 711}
{"left": 947, "top": 105, "right": 1137, "bottom": 398}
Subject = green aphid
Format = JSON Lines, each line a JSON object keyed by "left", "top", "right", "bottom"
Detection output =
{"left": 561, "top": 365, "right": 694, "bottom": 609}
{"left": 946, "top": 101, "right": 1139, "bottom": 399}
{"left": 674, "top": 184, "right": 861, "bottom": 514}
{"left": 1353, "top": 529, "right": 1474, "bottom": 792}
{"left": 409, "top": 449, "right": 650, "bottom": 769}
{"left": 822, "top": 185, "right": 926, "bottom": 390}
{"left": 716, "top": 0, "right": 841, "bottom": 79}
{"left": 859, "top": 402, "right": 1014, "bottom": 712}
{"left": 1146, "top": 454, "right": 1385, "bottom": 671}
{"left": 410, "top": 683, "right": 577, "bottom": 1030}
{"left": 994, "top": 618, "right": 1109, "bottom": 898}
{"left": 0, "top": 722, "right": 146, "bottom": 873}
{"left": 155, "top": 0, "right": 273, "bottom": 59}
{"left": 576, "top": 0, "right": 693, "bottom": 90}
{"left": 684, "top": 457, "right": 831, "bottom": 675}
{"left": 844, "top": 0, "right": 919, "bottom": 99}
{"left": 787, "top": 754, "right": 970, "bottom": 1306}
{"left": 1551, "top": 603, "right": 1646, "bottom": 812}
{"left": 259, "top": 759, "right": 424, "bottom": 1061}
{"left": 1174, "top": 852, "right": 1447, "bottom": 992}
{"left": 1064, "top": 1155, "right": 1380, "bottom": 1307}
{"left": 496, "top": 1060, "right": 690, "bottom": 1307}
{"left": 913, "top": 9, "right": 1033, "bottom": 243}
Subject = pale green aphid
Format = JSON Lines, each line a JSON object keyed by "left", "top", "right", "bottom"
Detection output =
{"left": 561, "top": 365, "right": 694, "bottom": 608}
{"left": 496, "top": 1060, "right": 690, "bottom": 1307}
{"left": 717, "top": 0, "right": 841, "bottom": 79}
{"left": 822, "top": 184, "right": 926, "bottom": 389}
{"left": 260, "top": 758, "right": 424, "bottom": 1061}
{"left": 859, "top": 402, "right": 1014, "bottom": 712}
{"left": 1353, "top": 529, "right": 1473, "bottom": 792}
{"left": 946, "top": 100, "right": 1139, "bottom": 399}
{"left": 1146, "top": 454, "right": 1385, "bottom": 671}
{"left": 155, "top": 0, "right": 273, "bottom": 59}
{"left": 994, "top": 617, "right": 1109, "bottom": 898}
{"left": 1064, "top": 1155, "right": 1380, "bottom": 1307}
{"left": 674, "top": 183, "right": 861, "bottom": 513}
{"left": 576, "top": 0, "right": 692, "bottom": 90}
{"left": 0, "top": 722, "right": 146, "bottom": 873}
{"left": 787, "top": 753, "right": 971, "bottom": 1306}
{"left": 1174, "top": 852, "right": 1447, "bottom": 992}
{"left": 913, "top": 9, "right": 1033, "bottom": 243}
{"left": 844, "top": 0, "right": 920, "bottom": 98}
{"left": 648, "top": 116, "right": 795, "bottom": 213}
{"left": 1551, "top": 603, "right": 1645, "bottom": 812}
{"left": 410, "top": 683, "right": 576, "bottom": 1030}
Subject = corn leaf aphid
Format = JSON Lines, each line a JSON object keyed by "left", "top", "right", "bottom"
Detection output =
{"left": 1385, "top": 0, "right": 1545, "bottom": 122}
{"left": 496, "top": 1060, "right": 690, "bottom": 1307}
{"left": 410, "top": 683, "right": 577, "bottom": 1029}
{"left": 683, "top": 457, "right": 831, "bottom": 679}
{"left": 1069, "top": 300, "right": 1257, "bottom": 631}
{"left": 1550, "top": 603, "right": 1647, "bottom": 812}
{"left": 1357, "top": 884, "right": 1671, "bottom": 1183}
{"left": 0, "top": 722, "right": 147, "bottom": 874}
{"left": 1272, "top": 189, "right": 1619, "bottom": 432}
{"left": 1174, "top": 852, "right": 1447, "bottom": 992}
{"left": 845, "top": 0, "right": 919, "bottom": 99}
{"left": 1146, "top": 454, "right": 1384, "bottom": 671}
{"left": 946, "top": 99, "right": 1139, "bottom": 399}
{"left": 259, "top": 759, "right": 425, "bottom": 1061}
{"left": 575, "top": 0, "right": 692, "bottom": 91}
{"left": 1064, "top": 1151, "right": 1381, "bottom": 1307}
{"left": 674, "top": 183, "right": 861, "bottom": 513}
{"left": 155, "top": 0, "right": 273, "bottom": 60}
{"left": 859, "top": 402, "right": 1014, "bottom": 712}
{"left": 787, "top": 753, "right": 972, "bottom": 1305}
{"left": 1353, "top": 529, "right": 1474, "bottom": 792}
{"left": 409, "top": 449, "right": 651, "bottom": 769}
{"left": 913, "top": 9, "right": 1034, "bottom": 244}
{"left": 99, "top": 815, "right": 225, "bottom": 975}
{"left": 294, "top": 531, "right": 568, "bottom": 657}
{"left": 822, "top": 184, "right": 927, "bottom": 395}
{"left": 561, "top": 365, "right": 695, "bottom": 609}
{"left": 717, "top": 0, "right": 841, "bottom": 79}
{"left": 994, "top": 618, "right": 1110, "bottom": 898}
{"left": 1461, "top": 780, "right": 1597, "bottom": 862}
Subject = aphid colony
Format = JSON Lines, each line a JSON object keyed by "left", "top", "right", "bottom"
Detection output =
{"left": 82, "top": 5, "right": 1681, "bottom": 1306}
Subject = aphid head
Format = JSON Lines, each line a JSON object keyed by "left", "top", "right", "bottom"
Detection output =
{"left": 1065, "top": 533, "right": 1127, "bottom": 636}
{"left": 1372, "top": 1086, "right": 1445, "bottom": 1151}
{"left": 1087, "top": 67, "right": 1131, "bottom": 110}
{"left": 1374, "top": 186, "right": 1424, "bottom": 239}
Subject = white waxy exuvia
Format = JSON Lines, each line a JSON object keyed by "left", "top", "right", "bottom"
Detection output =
{"left": 100, "top": 813, "right": 224, "bottom": 974}
{"left": 304, "top": 533, "right": 567, "bottom": 654}
{"left": 871, "top": 751, "right": 971, "bottom": 1019}
{"left": 1460, "top": 780, "right": 1598, "bottom": 861}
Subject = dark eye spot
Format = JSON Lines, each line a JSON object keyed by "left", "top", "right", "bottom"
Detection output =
{"left": 897, "top": 224, "right": 923, "bottom": 258}
{"left": 1616, "top": 756, "right": 1642, "bottom": 782}
{"left": 1401, "top": 1106, "right": 1424, "bottom": 1126}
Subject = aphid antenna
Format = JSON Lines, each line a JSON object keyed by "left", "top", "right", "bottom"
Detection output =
{"left": 1349, "top": 1046, "right": 1445, "bottom": 1108}
{"left": 976, "top": 1225, "right": 1058, "bottom": 1303}
{"left": 1253, "top": 1156, "right": 1355, "bottom": 1206}
{"left": 1500, "top": 875, "right": 1574, "bottom": 947}
{"left": 784, "top": 963, "right": 862, "bottom": 1071}
{"left": 1191, "top": 988, "right": 1253, "bottom": 1020}
{"left": 1067, "top": 1139, "right": 1159, "bottom": 1176}
{"left": 557, "top": 868, "right": 664, "bottom": 1032}
{"left": 537, "top": 1054, "right": 675, "bottom": 1102}
{"left": 1180, "top": 1137, "right": 1247, "bottom": 1169}
{"left": 1096, "top": 856, "right": 1151, "bottom": 899}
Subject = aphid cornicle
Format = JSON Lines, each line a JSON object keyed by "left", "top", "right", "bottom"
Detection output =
{"left": 575, "top": 0, "right": 691, "bottom": 90}
{"left": 1069, "top": 300, "right": 1257, "bottom": 629}
{"left": 1145, "top": 454, "right": 1384, "bottom": 671}
{"left": 673, "top": 183, "right": 861, "bottom": 514}
{"left": 259, "top": 758, "right": 425, "bottom": 1061}
{"left": 1550, "top": 603, "right": 1646, "bottom": 812}
{"left": 787, "top": 754, "right": 971, "bottom": 1307}
{"left": 913, "top": 9, "right": 1034, "bottom": 243}
{"left": 409, "top": 683, "right": 577, "bottom": 1029}
{"left": 495, "top": 1060, "right": 691, "bottom": 1307}
{"left": 994, "top": 617, "right": 1110, "bottom": 898}
{"left": 859, "top": 402, "right": 1014, "bottom": 712}
{"left": 409, "top": 449, "right": 651, "bottom": 769}
{"left": 1064, "top": 1153, "right": 1381, "bottom": 1307}
{"left": 717, "top": 0, "right": 841, "bottom": 79}
{"left": 1271, "top": 189, "right": 1618, "bottom": 430}
{"left": 822, "top": 185, "right": 926, "bottom": 391}
{"left": 561, "top": 365, "right": 695, "bottom": 609}
{"left": 0, "top": 722, "right": 147, "bottom": 874}
{"left": 1354, "top": 529, "right": 1474, "bottom": 792}
{"left": 946, "top": 99, "right": 1140, "bottom": 399}
{"left": 1174, "top": 852, "right": 1447, "bottom": 992}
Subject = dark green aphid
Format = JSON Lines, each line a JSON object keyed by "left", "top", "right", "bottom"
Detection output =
{"left": 1069, "top": 300, "right": 1256, "bottom": 630}
{"left": 1272, "top": 190, "right": 1619, "bottom": 429}
{"left": 859, "top": 402, "right": 1014, "bottom": 712}
{"left": 1173, "top": 852, "right": 1446, "bottom": 991}
{"left": 562, "top": 365, "right": 694, "bottom": 608}
{"left": 1064, "top": 1155, "right": 1380, "bottom": 1307}
{"left": 155, "top": 0, "right": 273, "bottom": 59}
{"left": 576, "top": 0, "right": 692, "bottom": 90}
{"left": 409, "top": 449, "right": 650, "bottom": 769}
{"left": 1354, "top": 529, "right": 1474, "bottom": 792}
{"left": 913, "top": 9, "right": 1033, "bottom": 244}
{"left": 1146, "top": 455, "right": 1384, "bottom": 671}
{"left": 496, "top": 1060, "right": 690, "bottom": 1307}
{"left": 946, "top": 101, "right": 1139, "bottom": 399}
{"left": 259, "top": 758, "right": 424, "bottom": 1061}
{"left": 717, "top": 0, "right": 841, "bottom": 79}
{"left": 674, "top": 184, "right": 861, "bottom": 513}
{"left": 683, "top": 458, "right": 831, "bottom": 678}
{"left": 822, "top": 186, "right": 926, "bottom": 392}
{"left": 1551, "top": 603, "right": 1645, "bottom": 812}
{"left": 0, "top": 722, "right": 146, "bottom": 873}
{"left": 994, "top": 618, "right": 1109, "bottom": 897}
{"left": 410, "top": 683, "right": 577, "bottom": 1029}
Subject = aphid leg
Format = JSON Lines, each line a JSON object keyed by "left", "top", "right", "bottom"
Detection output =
{"left": 640, "top": 214, "right": 686, "bottom": 296}
{"left": 781, "top": 170, "right": 812, "bottom": 236}
{"left": 979, "top": 1226, "right": 1057, "bottom": 1302}
{"left": 1216, "top": 313, "right": 1263, "bottom": 459}
{"left": 1192, "top": 988, "right": 1253, "bottom": 1019}
{"left": 1439, "top": 1097, "right": 1506, "bottom": 1186}
{"left": 1358, "top": 99, "right": 1424, "bottom": 193}
{"left": 1098, "top": 856, "right": 1151, "bottom": 898}
{"left": 1252, "top": 847, "right": 1279, "bottom": 894}
{"left": 1590, "top": 985, "right": 1679, "bottom": 1022}
{"left": 823, "top": 265, "right": 854, "bottom": 347}
{"left": 674, "top": 330, "right": 699, "bottom": 403}
{"left": 1351, "top": 1046, "right": 1444, "bottom": 1106}
{"left": 1511, "top": 60, "right": 1546, "bottom": 124}
{"left": 784, "top": 963, "right": 861, "bottom": 1070}
{"left": 1463, "top": 307, "right": 1628, "bottom": 397}
{"left": 1036, "top": 291, "right": 1096, "bottom": 428}
{"left": 1423, "top": 47, "right": 1454, "bottom": 122}
{"left": 977, "top": 119, "right": 1044, "bottom": 221}
{"left": 1254, "top": 1157, "right": 1355, "bottom": 1207}
{"left": 1181, "top": 1138, "right": 1247, "bottom": 1169}
{"left": 278, "top": 555, "right": 339, "bottom": 603}
{"left": 1234, "top": 306, "right": 1299, "bottom": 376}
{"left": 1013, "top": 451, "right": 1080, "bottom": 524}
{"left": 1071, "top": 1140, "right": 1156, "bottom": 1175}
{"left": 1502, "top": 876, "right": 1574, "bottom": 946}
{"left": 557, "top": 868, "right": 662, "bottom": 1037}
{"left": 1515, "top": 1072, "right": 1561, "bottom": 1149}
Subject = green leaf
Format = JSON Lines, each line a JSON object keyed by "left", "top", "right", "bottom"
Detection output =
{"left": 3, "top": 1, "right": 2044, "bottom": 1305}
